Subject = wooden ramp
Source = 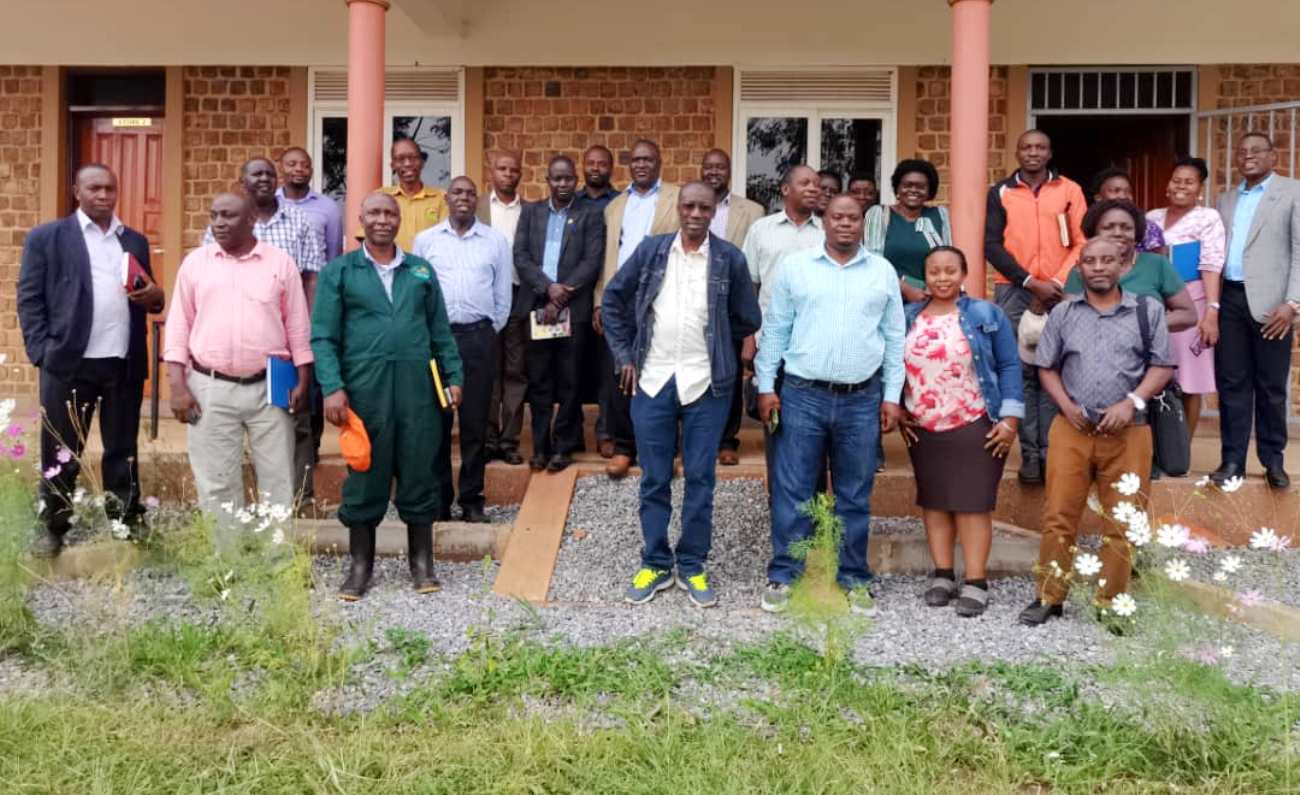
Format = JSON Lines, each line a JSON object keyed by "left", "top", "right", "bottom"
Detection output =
{"left": 492, "top": 467, "right": 578, "bottom": 603}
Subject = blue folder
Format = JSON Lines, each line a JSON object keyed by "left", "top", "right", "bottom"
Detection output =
{"left": 267, "top": 356, "right": 299, "bottom": 409}
{"left": 1171, "top": 240, "right": 1202, "bottom": 283}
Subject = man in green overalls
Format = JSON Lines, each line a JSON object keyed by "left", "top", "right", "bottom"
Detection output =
{"left": 312, "top": 192, "right": 464, "bottom": 601}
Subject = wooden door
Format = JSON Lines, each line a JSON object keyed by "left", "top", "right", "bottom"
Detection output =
{"left": 75, "top": 116, "right": 164, "bottom": 249}
{"left": 1037, "top": 114, "right": 1189, "bottom": 211}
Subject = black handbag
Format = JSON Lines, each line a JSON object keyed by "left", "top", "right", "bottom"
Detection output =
{"left": 1136, "top": 296, "right": 1191, "bottom": 476}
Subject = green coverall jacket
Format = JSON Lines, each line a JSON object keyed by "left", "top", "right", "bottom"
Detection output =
{"left": 311, "top": 248, "right": 464, "bottom": 526}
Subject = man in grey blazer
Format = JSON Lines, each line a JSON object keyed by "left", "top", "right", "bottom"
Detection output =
{"left": 1213, "top": 132, "right": 1300, "bottom": 489}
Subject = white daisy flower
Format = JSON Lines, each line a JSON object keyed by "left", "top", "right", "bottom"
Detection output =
{"left": 1164, "top": 559, "right": 1191, "bottom": 582}
{"left": 1220, "top": 555, "right": 1242, "bottom": 574}
{"left": 1156, "top": 523, "right": 1190, "bottom": 548}
{"left": 1110, "top": 593, "right": 1137, "bottom": 617}
{"left": 1212, "top": 571, "right": 1228, "bottom": 582}
{"left": 1220, "top": 645, "right": 1235, "bottom": 659}
{"left": 1125, "top": 524, "right": 1152, "bottom": 547}
{"left": 109, "top": 519, "right": 130, "bottom": 540}
{"left": 220, "top": 501, "right": 235, "bottom": 514}
{"left": 271, "top": 527, "right": 285, "bottom": 545}
{"left": 236, "top": 509, "right": 254, "bottom": 525}
{"left": 1250, "top": 527, "right": 1279, "bottom": 550}
{"left": 1113, "top": 472, "right": 1141, "bottom": 497}
{"left": 1112, "top": 501, "right": 1138, "bottom": 525}
{"left": 1221, "top": 476, "right": 1245, "bottom": 493}
{"left": 1073, "top": 553, "right": 1103, "bottom": 577}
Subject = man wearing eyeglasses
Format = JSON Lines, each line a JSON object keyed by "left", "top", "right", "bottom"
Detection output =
{"left": 1212, "top": 132, "right": 1300, "bottom": 490}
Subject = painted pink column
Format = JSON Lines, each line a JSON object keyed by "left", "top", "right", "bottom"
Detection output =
{"left": 344, "top": 0, "right": 389, "bottom": 252}
{"left": 949, "top": 0, "right": 992, "bottom": 296}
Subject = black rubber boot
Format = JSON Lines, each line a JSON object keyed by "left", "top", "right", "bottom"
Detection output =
{"left": 407, "top": 523, "right": 441, "bottom": 594}
{"left": 338, "top": 524, "right": 376, "bottom": 602}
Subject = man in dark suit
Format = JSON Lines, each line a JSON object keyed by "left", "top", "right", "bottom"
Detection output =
{"left": 18, "top": 164, "right": 164, "bottom": 556}
{"left": 514, "top": 155, "right": 604, "bottom": 471}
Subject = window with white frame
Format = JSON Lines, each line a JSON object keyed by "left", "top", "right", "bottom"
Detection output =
{"left": 734, "top": 68, "right": 897, "bottom": 213}
{"left": 308, "top": 68, "right": 465, "bottom": 203}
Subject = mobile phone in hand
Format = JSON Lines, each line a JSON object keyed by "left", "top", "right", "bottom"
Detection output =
{"left": 766, "top": 406, "right": 780, "bottom": 435}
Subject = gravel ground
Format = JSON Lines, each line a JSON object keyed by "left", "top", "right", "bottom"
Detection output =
{"left": 1147, "top": 545, "right": 1300, "bottom": 609}
{"left": 15, "top": 478, "right": 1299, "bottom": 715}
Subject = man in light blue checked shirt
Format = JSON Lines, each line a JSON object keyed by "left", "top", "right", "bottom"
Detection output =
{"left": 754, "top": 194, "right": 905, "bottom": 617}
{"left": 413, "top": 176, "right": 514, "bottom": 523}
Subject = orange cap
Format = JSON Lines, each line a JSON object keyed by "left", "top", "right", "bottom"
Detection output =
{"left": 339, "top": 409, "right": 371, "bottom": 472}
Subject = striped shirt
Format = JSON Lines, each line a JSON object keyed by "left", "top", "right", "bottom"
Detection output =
{"left": 202, "top": 201, "right": 326, "bottom": 273}
{"left": 412, "top": 219, "right": 513, "bottom": 332}
{"left": 276, "top": 187, "right": 343, "bottom": 261}
{"left": 754, "top": 244, "right": 906, "bottom": 403}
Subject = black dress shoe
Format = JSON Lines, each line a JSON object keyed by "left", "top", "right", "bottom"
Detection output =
{"left": 460, "top": 505, "right": 490, "bottom": 524}
{"left": 1265, "top": 465, "right": 1291, "bottom": 490}
{"left": 529, "top": 454, "right": 548, "bottom": 472}
{"left": 1018, "top": 599, "right": 1063, "bottom": 626}
{"left": 1017, "top": 457, "right": 1044, "bottom": 485}
{"left": 1209, "top": 462, "right": 1245, "bottom": 487}
{"left": 484, "top": 445, "right": 503, "bottom": 462}
{"left": 547, "top": 453, "right": 572, "bottom": 473}
{"left": 501, "top": 450, "right": 525, "bottom": 466}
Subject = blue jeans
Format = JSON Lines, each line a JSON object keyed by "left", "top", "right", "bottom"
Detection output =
{"left": 630, "top": 376, "right": 731, "bottom": 576}
{"left": 769, "top": 374, "right": 882, "bottom": 589}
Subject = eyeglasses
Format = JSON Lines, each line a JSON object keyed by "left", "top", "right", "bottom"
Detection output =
{"left": 1237, "top": 147, "right": 1273, "bottom": 158}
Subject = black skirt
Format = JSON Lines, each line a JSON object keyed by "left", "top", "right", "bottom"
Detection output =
{"left": 907, "top": 416, "right": 1006, "bottom": 513}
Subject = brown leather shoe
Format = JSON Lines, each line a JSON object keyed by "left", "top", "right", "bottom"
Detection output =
{"left": 606, "top": 454, "right": 632, "bottom": 479}
{"left": 718, "top": 449, "right": 740, "bottom": 466}
{"left": 598, "top": 439, "right": 615, "bottom": 459}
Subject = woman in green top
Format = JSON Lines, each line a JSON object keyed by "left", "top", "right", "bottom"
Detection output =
{"left": 1065, "top": 198, "right": 1197, "bottom": 332}
{"left": 865, "top": 159, "right": 951, "bottom": 304}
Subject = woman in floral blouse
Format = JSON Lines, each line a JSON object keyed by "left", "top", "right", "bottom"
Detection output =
{"left": 901, "top": 247, "right": 1023, "bottom": 617}
{"left": 1146, "top": 157, "right": 1227, "bottom": 438}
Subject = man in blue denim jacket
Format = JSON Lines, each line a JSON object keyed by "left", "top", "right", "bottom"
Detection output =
{"left": 602, "top": 182, "right": 763, "bottom": 608}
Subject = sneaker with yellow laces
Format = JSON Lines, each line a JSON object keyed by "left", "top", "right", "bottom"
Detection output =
{"left": 624, "top": 567, "right": 673, "bottom": 605}
{"left": 675, "top": 570, "right": 718, "bottom": 608}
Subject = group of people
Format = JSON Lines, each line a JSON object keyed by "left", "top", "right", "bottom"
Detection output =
{"left": 18, "top": 127, "right": 1299, "bottom": 621}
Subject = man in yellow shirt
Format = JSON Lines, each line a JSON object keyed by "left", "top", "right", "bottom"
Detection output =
{"left": 380, "top": 137, "right": 449, "bottom": 251}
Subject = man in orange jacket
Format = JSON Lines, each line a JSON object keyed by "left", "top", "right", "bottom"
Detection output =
{"left": 984, "top": 129, "right": 1086, "bottom": 484}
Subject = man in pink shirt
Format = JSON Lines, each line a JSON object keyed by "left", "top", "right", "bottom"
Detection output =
{"left": 164, "top": 193, "right": 313, "bottom": 547}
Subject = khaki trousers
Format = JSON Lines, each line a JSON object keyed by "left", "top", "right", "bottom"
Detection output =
{"left": 1036, "top": 417, "right": 1152, "bottom": 605}
{"left": 186, "top": 371, "right": 294, "bottom": 548}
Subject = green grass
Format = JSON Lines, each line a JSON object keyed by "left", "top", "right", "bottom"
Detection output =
{"left": 0, "top": 469, "right": 1297, "bottom": 793}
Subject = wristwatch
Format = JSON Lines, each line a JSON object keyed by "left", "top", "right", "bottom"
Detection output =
{"left": 1287, "top": 300, "right": 1300, "bottom": 314}
{"left": 1126, "top": 392, "right": 1146, "bottom": 412}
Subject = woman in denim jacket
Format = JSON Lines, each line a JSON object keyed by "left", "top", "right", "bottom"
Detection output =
{"left": 900, "top": 246, "right": 1024, "bottom": 617}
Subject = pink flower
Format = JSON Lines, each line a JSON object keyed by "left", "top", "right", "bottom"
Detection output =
{"left": 55, "top": 446, "right": 73, "bottom": 464}
{"left": 1181, "top": 645, "right": 1220, "bottom": 666}
{"left": 6, "top": 424, "right": 23, "bottom": 438}
{"left": 1182, "top": 537, "right": 1210, "bottom": 555}
{"left": 1237, "top": 589, "right": 1265, "bottom": 608}
{"left": 8, "top": 442, "right": 25, "bottom": 459}
{"left": 144, "top": 496, "right": 161, "bottom": 510}
{"left": 43, "top": 465, "right": 61, "bottom": 479}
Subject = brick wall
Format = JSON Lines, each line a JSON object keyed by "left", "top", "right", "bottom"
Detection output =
{"left": 0, "top": 66, "right": 42, "bottom": 395}
{"left": 182, "top": 66, "right": 294, "bottom": 250}
{"left": 482, "top": 67, "right": 717, "bottom": 201}
{"left": 911, "top": 66, "right": 1009, "bottom": 204}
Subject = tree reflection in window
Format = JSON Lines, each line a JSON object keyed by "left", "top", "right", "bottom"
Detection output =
{"left": 746, "top": 117, "right": 807, "bottom": 214}
{"left": 393, "top": 116, "right": 452, "bottom": 189}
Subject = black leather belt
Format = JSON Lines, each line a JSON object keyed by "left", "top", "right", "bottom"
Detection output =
{"left": 785, "top": 373, "right": 878, "bottom": 394}
{"left": 450, "top": 319, "right": 493, "bottom": 332}
{"left": 192, "top": 362, "right": 266, "bottom": 385}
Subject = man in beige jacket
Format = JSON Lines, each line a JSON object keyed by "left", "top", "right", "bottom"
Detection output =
{"left": 700, "top": 148, "right": 765, "bottom": 465}
{"left": 593, "top": 139, "right": 680, "bottom": 478}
